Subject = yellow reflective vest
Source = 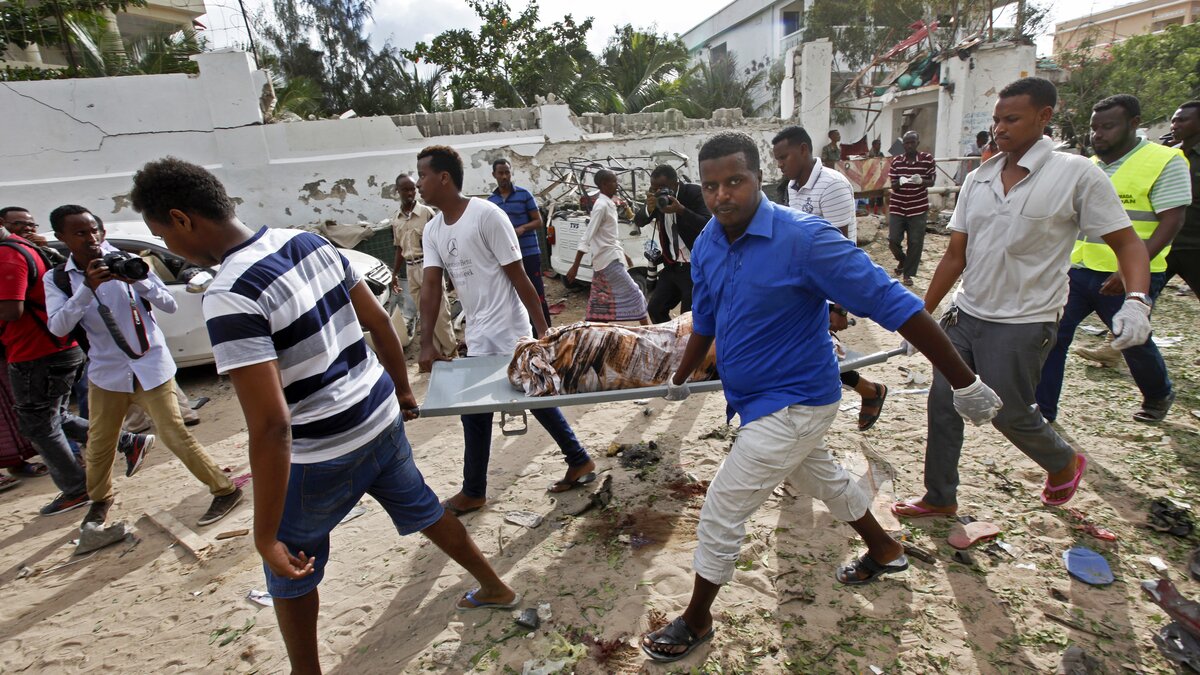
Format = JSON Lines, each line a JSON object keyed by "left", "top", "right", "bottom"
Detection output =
{"left": 1072, "top": 142, "right": 1183, "bottom": 272}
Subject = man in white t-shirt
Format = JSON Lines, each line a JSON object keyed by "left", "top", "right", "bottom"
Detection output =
{"left": 416, "top": 145, "right": 597, "bottom": 516}
{"left": 567, "top": 170, "right": 649, "bottom": 324}
{"left": 772, "top": 125, "right": 890, "bottom": 432}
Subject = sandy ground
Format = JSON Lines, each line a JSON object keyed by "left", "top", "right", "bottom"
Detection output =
{"left": 1, "top": 222, "right": 1199, "bottom": 674}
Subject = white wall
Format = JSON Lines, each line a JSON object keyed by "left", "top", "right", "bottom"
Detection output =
{"left": 936, "top": 43, "right": 1037, "bottom": 160}
{"left": 0, "top": 51, "right": 792, "bottom": 229}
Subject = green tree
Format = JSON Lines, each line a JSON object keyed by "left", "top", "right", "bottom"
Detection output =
{"left": 675, "top": 53, "right": 769, "bottom": 118}
{"left": 595, "top": 25, "right": 691, "bottom": 113}
{"left": 403, "top": 0, "right": 596, "bottom": 110}
{"left": 0, "top": 0, "right": 148, "bottom": 75}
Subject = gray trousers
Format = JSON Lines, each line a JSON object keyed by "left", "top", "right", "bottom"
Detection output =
{"left": 923, "top": 310, "right": 1076, "bottom": 507}
{"left": 888, "top": 213, "right": 927, "bottom": 277}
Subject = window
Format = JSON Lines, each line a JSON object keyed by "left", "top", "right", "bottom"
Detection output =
{"left": 782, "top": 11, "right": 801, "bottom": 36}
{"left": 709, "top": 42, "right": 727, "bottom": 62}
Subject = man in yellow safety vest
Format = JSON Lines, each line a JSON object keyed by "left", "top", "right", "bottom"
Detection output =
{"left": 1036, "top": 94, "right": 1188, "bottom": 424}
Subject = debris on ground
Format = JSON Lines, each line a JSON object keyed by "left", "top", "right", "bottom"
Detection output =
{"left": 1153, "top": 622, "right": 1200, "bottom": 673}
{"left": 614, "top": 441, "right": 661, "bottom": 470}
{"left": 700, "top": 425, "right": 737, "bottom": 441}
{"left": 215, "top": 528, "right": 248, "bottom": 540}
{"left": 1066, "top": 508, "right": 1118, "bottom": 541}
{"left": 505, "top": 511, "right": 545, "bottom": 529}
{"left": 1063, "top": 547, "right": 1114, "bottom": 586}
{"left": 246, "top": 589, "right": 273, "bottom": 607}
{"left": 75, "top": 521, "right": 131, "bottom": 555}
{"left": 1143, "top": 579, "right": 1200, "bottom": 639}
{"left": 568, "top": 474, "right": 614, "bottom": 517}
{"left": 339, "top": 504, "right": 367, "bottom": 524}
{"left": 516, "top": 608, "right": 540, "bottom": 630}
{"left": 1149, "top": 498, "right": 1195, "bottom": 537}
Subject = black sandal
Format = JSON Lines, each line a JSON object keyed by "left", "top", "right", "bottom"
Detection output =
{"left": 857, "top": 383, "right": 888, "bottom": 431}
{"left": 641, "top": 617, "right": 714, "bottom": 663}
{"left": 836, "top": 552, "right": 909, "bottom": 585}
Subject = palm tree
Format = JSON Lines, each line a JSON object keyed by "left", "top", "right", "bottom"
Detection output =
{"left": 597, "top": 25, "right": 691, "bottom": 113}
{"left": 676, "top": 52, "right": 770, "bottom": 118}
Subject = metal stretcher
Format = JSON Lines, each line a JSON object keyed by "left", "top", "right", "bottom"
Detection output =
{"left": 421, "top": 347, "right": 907, "bottom": 432}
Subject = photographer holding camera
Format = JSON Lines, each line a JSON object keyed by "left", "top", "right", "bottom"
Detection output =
{"left": 44, "top": 205, "right": 240, "bottom": 529}
{"left": 634, "top": 164, "right": 711, "bottom": 323}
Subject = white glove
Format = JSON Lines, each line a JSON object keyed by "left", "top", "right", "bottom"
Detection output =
{"left": 1110, "top": 300, "right": 1152, "bottom": 350}
{"left": 952, "top": 375, "right": 1003, "bottom": 426}
{"left": 900, "top": 339, "right": 918, "bottom": 356}
{"left": 901, "top": 175, "right": 921, "bottom": 186}
{"left": 664, "top": 372, "right": 690, "bottom": 401}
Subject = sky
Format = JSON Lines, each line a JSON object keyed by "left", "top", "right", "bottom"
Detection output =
{"left": 197, "top": 0, "right": 1141, "bottom": 61}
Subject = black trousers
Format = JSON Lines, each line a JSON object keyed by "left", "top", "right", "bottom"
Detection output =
{"left": 648, "top": 263, "right": 692, "bottom": 323}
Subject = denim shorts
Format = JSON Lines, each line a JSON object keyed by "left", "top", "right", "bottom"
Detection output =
{"left": 266, "top": 418, "right": 444, "bottom": 599}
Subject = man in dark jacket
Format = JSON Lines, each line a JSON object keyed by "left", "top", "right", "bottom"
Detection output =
{"left": 633, "top": 165, "right": 712, "bottom": 323}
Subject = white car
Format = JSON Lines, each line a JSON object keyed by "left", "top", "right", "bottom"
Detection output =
{"left": 48, "top": 221, "right": 393, "bottom": 368}
{"left": 546, "top": 208, "right": 654, "bottom": 295}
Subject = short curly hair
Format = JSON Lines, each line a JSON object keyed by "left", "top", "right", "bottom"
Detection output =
{"left": 698, "top": 131, "right": 760, "bottom": 173}
{"left": 130, "top": 157, "right": 236, "bottom": 224}
{"left": 417, "top": 145, "right": 464, "bottom": 190}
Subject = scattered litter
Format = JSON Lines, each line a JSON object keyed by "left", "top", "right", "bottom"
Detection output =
{"left": 948, "top": 520, "right": 1000, "bottom": 550}
{"left": 522, "top": 659, "right": 572, "bottom": 675}
{"left": 547, "top": 301, "right": 566, "bottom": 316}
{"left": 518, "top": 462, "right": 542, "bottom": 477}
{"left": 145, "top": 510, "right": 211, "bottom": 559}
{"left": 1143, "top": 579, "right": 1200, "bottom": 640}
{"left": 75, "top": 521, "right": 131, "bottom": 555}
{"left": 16, "top": 565, "right": 37, "bottom": 579}
{"left": 538, "top": 602, "right": 552, "bottom": 622}
{"left": 339, "top": 504, "right": 367, "bottom": 524}
{"left": 869, "top": 666, "right": 884, "bottom": 675}
{"left": 192, "top": 590, "right": 203, "bottom": 596}
{"left": 615, "top": 441, "right": 661, "bottom": 470}
{"left": 505, "top": 511, "right": 544, "bottom": 529}
{"left": 951, "top": 550, "right": 974, "bottom": 566}
{"left": 568, "top": 474, "right": 613, "bottom": 517}
{"left": 996, "top": 541, "right": 1018, "bottom": 556}
{"left": 232, "top": 473, "right": 252, "bottom": 489}
{"left": 1192, "top": 409, "right": 1200, "bottom": 422}
{"left": 1153, "top": 622, "right": 1200, "bottom": 673}
{"left": 1149, "top": 498, "right": 1195, "bottom": 537}
{"left": 190, "top": 396, "right": 211, "bottom": 410}
{"left": 210, "top": 617, "right": 256, "bottom": 647}
{"left": 1190, "top": 547, "right": 1200, "bottom": 582}
{"left": 215, "top": 528, "right": 248, "bottom": 540}
{"left": 1152, "top": 336, "right": 1184, "bottom": 347}
{"left": 1066, "top": 508, "right": 1118, "bottom": 541}
{"left": 1079, "top": 325, "right": 1107, "bottom": 336}
{"left": 515, "top": 608, "right": 540, "bottom": 630}
{"left": 894, "top": 388, "right": 930, "bottom": 396}
{"left": 1016, "top": 563, "right": 1037, "bottom": 570}
{"left": 700, "top": 425, "right": 737, "bottom": 441}
{"left": 247, "top": 589, "right": 274, "bottom": 607}
{"left": 898, "top": 366, "right": 929, "bottom": 385}
{"left": 632, "top": 399, "right": 649, "bottom": 405}
{"left": 1149, "top": 556, "right": 1171, "bottom": 574}
{"left": 1063, "top": 547, "right": 1114, "bottom": 586}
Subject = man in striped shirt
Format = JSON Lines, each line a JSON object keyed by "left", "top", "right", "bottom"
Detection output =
{"left": 1036, "top": 94, "right": 1189, "bottom": 424}
{"left": 887, "top": 131, "right": 936, "bottom": 286}
{"left": 773, "top": 125, "right": 890, "bottom": 432}
{"left": 131, "top": 158, "right": 517, "bottom": 674}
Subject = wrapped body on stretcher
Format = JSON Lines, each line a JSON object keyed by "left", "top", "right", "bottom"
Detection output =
{"left": 508, "top": 313, "right": 716, "bottom": 397}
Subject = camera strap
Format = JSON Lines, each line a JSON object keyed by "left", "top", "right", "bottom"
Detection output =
{"left": 91, "top": 283, "right": 149, "bottom": 360}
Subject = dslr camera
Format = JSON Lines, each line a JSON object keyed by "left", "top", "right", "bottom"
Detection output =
{"left": 102, "top": 251, "right": 150, "bottom": 281}
{"left": 644, "top": 239, "right": 663, "bottom": 266}
{"left": 655, "top": 188, "right": 674, "bottom": 209}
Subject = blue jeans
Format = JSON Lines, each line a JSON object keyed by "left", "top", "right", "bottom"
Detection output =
{"left": 9, "top": 347, "right": 89, "bottom": 498}
{"left": 1036, "top": 268, "right": 1171, "bottom": 422}
{"left": 460, "top": 408, "right": 589, "bottom": 499}
{"left": 267, "top": 418, "right": 443, "bottom": 599}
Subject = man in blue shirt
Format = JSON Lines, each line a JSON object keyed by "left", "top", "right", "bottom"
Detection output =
{"left": 639, "top": 132, "right": 1002, "bottom": 663}
{"left": 487, "top": 158, "right": 551, "bottom": 326}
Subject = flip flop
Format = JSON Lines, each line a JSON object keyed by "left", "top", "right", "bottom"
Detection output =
{"left": 455, "top": 588, "right": 522, "bottom": 612}
{"left": 947, "top": 521, "right": 1001, "bottom": 550}
{"left": 548, "top": 471, "right": 597, "bottom": 494}
{"left": 8, "top": 461, "right": 48, "bottom": 478}
{"left": 857, "top": 383, "right": 888, "bottom": 432}
{"left": 1063, "top": 546, "right": 1113, "bottom": 586}
{"left": 641, "top": 617, "right": 715, "bottom": 663}
{"left": 1041, "top": 454, "right": 1087, "bottom": 507}
{"left": 441, "top": 499, "right": 483, "bottom": 517}
{"left": 836, "top": 552, "right": 909, "bottom": 585}
{"left": 891, "top": 498, "right": 957, "bottom": 518}
{"left": 0, "top": 475, "right": 20, "bottom": 492}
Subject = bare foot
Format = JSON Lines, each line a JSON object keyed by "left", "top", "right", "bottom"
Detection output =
{"left": 444, "top": 492, "right": 486, "bottom": 515}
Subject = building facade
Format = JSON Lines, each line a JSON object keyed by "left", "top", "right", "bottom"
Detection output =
{"left": 1054, "top": 0, "right": 1200, "bottom": 55}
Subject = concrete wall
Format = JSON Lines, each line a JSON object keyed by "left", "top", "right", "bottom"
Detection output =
{"left": 0, "top": 50, "right": 791, "bottom": 229}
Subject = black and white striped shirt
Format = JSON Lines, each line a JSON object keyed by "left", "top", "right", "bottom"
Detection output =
{"left": 788, "top": 158, "right": 857, "bottom": 242}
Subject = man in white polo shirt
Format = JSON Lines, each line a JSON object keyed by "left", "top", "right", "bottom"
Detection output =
{"left": 772, "top": 125, "right": 890, "bottom": 432}
{"left": 893, "top": 77, "right": 1153, "bottom": 518}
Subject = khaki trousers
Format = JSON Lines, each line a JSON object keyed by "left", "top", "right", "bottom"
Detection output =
{"left": 86, "top": 378, "right": 234, "bottom": 502}
{"left": 407, "top": 261, "right": 457, "bottom": 358}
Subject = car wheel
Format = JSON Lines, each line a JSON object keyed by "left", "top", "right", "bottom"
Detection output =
{"left": 629, "top": 268, "right": 650, "bottom": 297}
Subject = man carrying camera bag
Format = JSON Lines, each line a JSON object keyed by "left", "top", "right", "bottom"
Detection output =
{"left": 634, "top": 165, "right": 712, "bottom": 323}
{"left": 44, "top": 205, "right": 240, "bottom": 529}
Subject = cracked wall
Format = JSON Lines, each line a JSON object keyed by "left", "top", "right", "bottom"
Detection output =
{"left": 0, "top": 50, "right": 790, "bottom": 231}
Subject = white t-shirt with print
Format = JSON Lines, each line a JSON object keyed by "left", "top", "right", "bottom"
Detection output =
{"left": 423, "top": 198, "right": 530, "bottom": 356}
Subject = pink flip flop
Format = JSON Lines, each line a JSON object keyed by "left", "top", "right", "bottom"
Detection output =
{"left": 891, "top": 499, "right": 957, "bottom": 518}
{"left": 948, "top": 521, "right": 1001, "bottom": 550}
{"left": 1041, "top": 454, "right": 1088, "bottom": 507}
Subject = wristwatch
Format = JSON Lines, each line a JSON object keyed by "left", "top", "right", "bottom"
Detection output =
{"left": 1125, "top": 292, "right": 1153, "bottom": 307}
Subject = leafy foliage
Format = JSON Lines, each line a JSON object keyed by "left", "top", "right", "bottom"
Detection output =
{"left": 675, "top": 54, "right": 770, "bottom": 118}
{"left": 0, "top": 0, "right": 148, "bottom": 74}
{"left": 403, "top": 0, "right": 595, "bottom": 110}
{"left": 595, "top": 25, "right": 692, "bottom": 113}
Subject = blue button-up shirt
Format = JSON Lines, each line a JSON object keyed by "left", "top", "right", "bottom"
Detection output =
{"left": 44, "top": 243, "right": 178, "bottom": 393}
{"left": 487, "top": 185, "right": 541, "bottom": 257}
{"left": 691, "top": 194, "right": 924, "bottom": 425}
